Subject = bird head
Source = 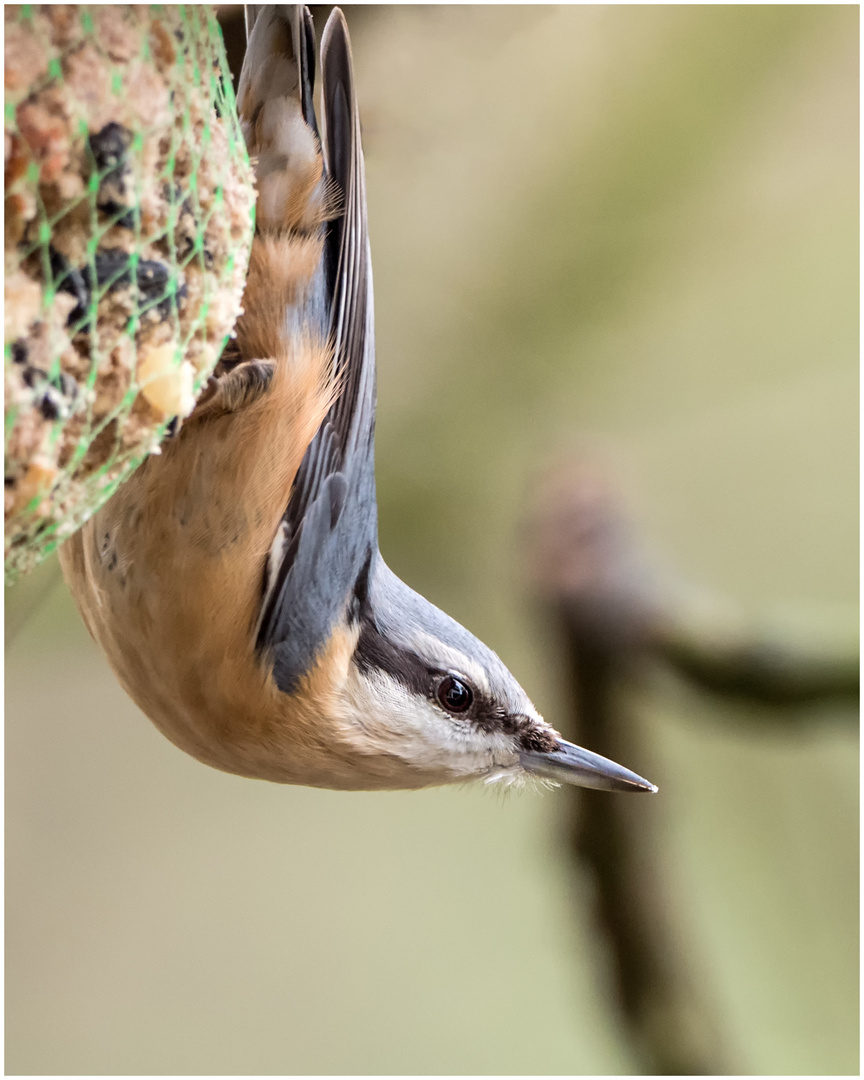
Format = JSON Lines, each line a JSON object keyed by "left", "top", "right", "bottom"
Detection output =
{"left": 333, "top": 555, "right": 657, "bottom": 792}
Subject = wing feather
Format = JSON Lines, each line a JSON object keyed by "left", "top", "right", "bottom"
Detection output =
{"left": 253, "top": 8, "right": 378, "bottom": 691}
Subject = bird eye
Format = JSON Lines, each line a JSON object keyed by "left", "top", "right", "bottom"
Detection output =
{"left": 436, "top": 675, "right": 473, "bottom": 714}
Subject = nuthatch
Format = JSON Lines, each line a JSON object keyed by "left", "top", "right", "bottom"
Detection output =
{"left": 59, "top": 6, "right": 656, "bottom": 794}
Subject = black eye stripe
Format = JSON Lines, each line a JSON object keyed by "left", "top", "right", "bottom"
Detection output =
{"left": 354, "top": 618, "right": 555, "bottom": 748}
{"left": 354, "top": 619, "right": 430, "bottom": 699}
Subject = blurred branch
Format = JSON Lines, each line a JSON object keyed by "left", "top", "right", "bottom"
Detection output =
{"left": 563, "top": 632, "right": 735, "bottom": 1075}
{"left": 527, "top": 461, "right": 859, "bottom": 714}
{"left": 655, "top": 615, "right": 858, "bottom": 710}
{"left": 524, "top": 459, "right": 857, "bottom": 1076}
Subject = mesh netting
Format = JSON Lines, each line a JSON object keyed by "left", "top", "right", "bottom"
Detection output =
{"left": 4, "top": 4, "right": 255, "bottom": 581}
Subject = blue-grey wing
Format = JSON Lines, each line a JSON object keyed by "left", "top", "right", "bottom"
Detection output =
{"left": 254, "top": 8, "right": 379, "bottom": 692}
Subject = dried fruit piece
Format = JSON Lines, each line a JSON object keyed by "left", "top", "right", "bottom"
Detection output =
{"left": 137, "top": 342, "right": 196, "bottom": 419}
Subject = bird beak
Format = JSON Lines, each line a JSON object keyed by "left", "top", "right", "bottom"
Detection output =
{"left": 519, "top": 739, "right": 658, "bottom": 793}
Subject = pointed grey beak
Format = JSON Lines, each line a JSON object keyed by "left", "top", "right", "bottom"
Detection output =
{"left": 519, "top": 739, "right": 658, "bottom": 793}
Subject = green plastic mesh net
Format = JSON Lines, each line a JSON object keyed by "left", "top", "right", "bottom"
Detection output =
{"left": 4, "top": 4, "right": 255, "bottom": 582}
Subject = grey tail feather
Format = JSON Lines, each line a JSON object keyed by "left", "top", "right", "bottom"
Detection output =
{"left": 319, "top": 8, "right": 371, "bottom": 445}
{"left": 244, "top": 5, "right": 318, "bottom": 136}
{"left": 320, "top": 7, "right": 358, "bottom": 311}
{"left": 298, "top": 7, "right": 319, "bottom": 138}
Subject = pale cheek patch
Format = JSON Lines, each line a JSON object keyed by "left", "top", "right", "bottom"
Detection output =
{"left": 342, "top": 664, "right": 518, "bottom": 779}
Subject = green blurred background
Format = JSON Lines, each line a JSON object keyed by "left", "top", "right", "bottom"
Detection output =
{"left": 6, "top": 5, "right": 858, "bottom": 1074}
